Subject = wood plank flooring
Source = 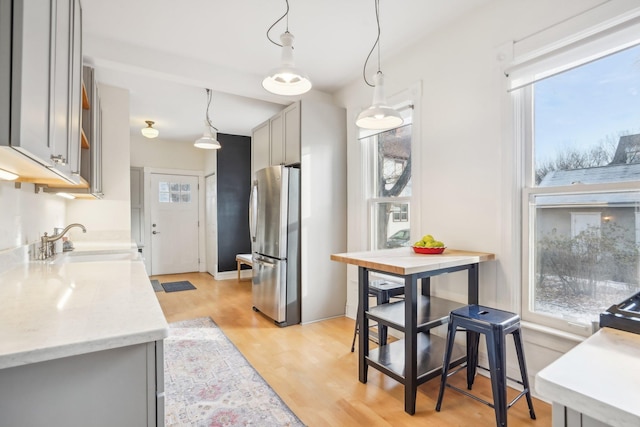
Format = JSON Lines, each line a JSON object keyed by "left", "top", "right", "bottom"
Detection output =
{"left": 153, "top": 272, "right": 551, "bottom": 427}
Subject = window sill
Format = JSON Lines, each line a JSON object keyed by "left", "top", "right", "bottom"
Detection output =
{"left": 521, "top": 320, "right": 586, "bottom": 353}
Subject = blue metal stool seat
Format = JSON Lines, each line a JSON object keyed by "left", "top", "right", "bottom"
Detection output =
{"left": 351, "top": 280, "right": 404, "bottom": 352}
{"left": 435, "top": 305, "right": 536, "bottom": 426}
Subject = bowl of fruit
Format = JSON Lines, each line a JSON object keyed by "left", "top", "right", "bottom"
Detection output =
{"left": 412, "top": 235, "right": 446, "bottom": 254}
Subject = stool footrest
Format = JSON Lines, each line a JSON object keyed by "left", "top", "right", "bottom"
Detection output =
{"left": 507, "top": 389, "right": 530, "bottom": 410}
{"left": 445, "top": 383, "right": 531, "bottom": 411}
{"left": 476, "top": 365, "right": 527, "bottom": 388}
{"left": 445, "top": 384, "right": 495, "bottom": 409}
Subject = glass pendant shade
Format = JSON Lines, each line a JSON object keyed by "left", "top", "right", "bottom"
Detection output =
{"left": 194, "top": 120, "right": 221, "bottom": 150}
{"left": 141, "top": 120, "right": 159, "bottom": 138}
{"left": 262, "top": 32, "right": 312, "bottom": 96}
{"left": 356, "top": 72, "right": 404, "bottom": 130}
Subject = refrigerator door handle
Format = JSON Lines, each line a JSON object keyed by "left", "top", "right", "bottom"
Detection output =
{"left": 249, "top": 179, "right": 258, "bottom": 242}
{"left": 254, "top": 258, "right": 276, "bottom": 268}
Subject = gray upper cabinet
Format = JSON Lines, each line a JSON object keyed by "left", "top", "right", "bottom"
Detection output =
{"left": 0, "top": 0, "right": 83, "bottom": 184}
{"left": 253, "top": 101, "right": 301, "bottom": 178}
{"left": 269, "top": 102, "right": 301, "bottom": 167}
{"left": 251, "top": 120, "right": 270, "bottom": 179}
{"left": 269, "top": 113, "right": 284, "bottom": 165}
{"left": 283, "top": 102, "right": 301, "bottom": 165}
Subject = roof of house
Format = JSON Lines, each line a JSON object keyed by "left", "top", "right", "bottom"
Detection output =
{"left": 539, "top": 162, "right": 640, "bottom": 187}
{"left": 536, "top": 135, "right": 640, "bottom": 207}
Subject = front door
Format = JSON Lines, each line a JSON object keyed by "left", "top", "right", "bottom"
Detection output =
{"left": 150, "top": 173, "right": 200, "bottom": 275}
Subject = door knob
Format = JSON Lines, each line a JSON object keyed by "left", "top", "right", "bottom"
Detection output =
{"left": 152, "top": 231, "right": 160, "bottom": 235}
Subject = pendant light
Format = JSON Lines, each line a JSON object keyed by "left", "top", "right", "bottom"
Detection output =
{"left": 262, "top": 0, "right": 312, "bottom": 96}
{"left": 141, "top": 120, "right": 159, "bottom": 138}
{"left": 194, "top": 89, "right": 221, "bottom": 150}
{"left": 356, "top": 0, "right": 403, "bottom": 130}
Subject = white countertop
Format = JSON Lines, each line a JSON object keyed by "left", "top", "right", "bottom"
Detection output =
{"left": 0, "top": 246, "right": 168, "bottom": 370}
{"left": 536, "top": 327, "right": 640, "bottom": 427}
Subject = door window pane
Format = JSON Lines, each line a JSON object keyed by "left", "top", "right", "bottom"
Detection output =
{"left": 158, "top": 181, "right": 193, "bottom": 203}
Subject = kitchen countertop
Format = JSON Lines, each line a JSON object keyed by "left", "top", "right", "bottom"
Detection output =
{"left": 536, "top": 327, "right": 640, "bottom": 427}
{"left": 0, "top": 246, "right": 168, "bottom": 370}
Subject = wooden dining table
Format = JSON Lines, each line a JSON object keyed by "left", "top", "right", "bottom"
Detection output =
{"left": 331, "top": 247, "right": 495, "bottom": 415}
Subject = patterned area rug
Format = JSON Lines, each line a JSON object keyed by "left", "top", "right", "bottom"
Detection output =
{"left": 165, "top": 317, "right": 305, "bottom": 427}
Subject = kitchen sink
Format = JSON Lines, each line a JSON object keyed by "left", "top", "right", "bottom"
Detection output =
{"left": 51, "top": 249, "right": 140, "bottom": 264}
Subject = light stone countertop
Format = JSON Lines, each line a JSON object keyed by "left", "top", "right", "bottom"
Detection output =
{"left": 0, "top": 246, "right": 168, "bottom": 370}
{"left": 536, "top": 327, "right": 640, "bottom": 427}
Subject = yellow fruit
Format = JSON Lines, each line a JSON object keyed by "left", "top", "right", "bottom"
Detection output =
{"left": 422, "top": 234, "right": 435, "bottom": 242}
{"left": 414, "top": 241, "right": 425, "bottom": 247}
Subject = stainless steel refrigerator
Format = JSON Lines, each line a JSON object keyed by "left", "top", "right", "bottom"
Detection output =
{"left": 249, "top": 165, "right": 300, "bottom": 326}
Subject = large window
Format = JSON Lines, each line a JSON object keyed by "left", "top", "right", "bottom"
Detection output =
{"left": 519, "top": 42, "right": 640, "bottom": 335}
{"left": 361, "top": 108, "right": 414, "bottom": 250}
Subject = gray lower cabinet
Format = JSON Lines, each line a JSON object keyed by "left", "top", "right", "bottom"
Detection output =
{"left": 0, "top": 340, "right": 165, "bottom": 427}
{"left": 0, "top": 0, "right": 83, "bottom": 184}
{"left": 553, "top": 403, "right": 610, "bottom": 427}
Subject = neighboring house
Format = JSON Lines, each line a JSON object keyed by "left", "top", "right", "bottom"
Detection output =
{"left": 537, "top": 137, "right": 640, "bottom": 247}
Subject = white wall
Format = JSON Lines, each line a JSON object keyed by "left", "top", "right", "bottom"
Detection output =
{"left": 130, "top": 133, "right": 209, "bottom": 171}
{"left": 334, "top": 0, "right": 636, "bottom": 397}
{"left": 0, "top": 182, "right": 66, "bottom": 252}
{"left": 67, "top": 84, "right": 132, "bottom": 243}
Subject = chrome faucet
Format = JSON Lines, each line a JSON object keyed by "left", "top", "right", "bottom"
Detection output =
{"left": 40, "top": 223, "right": 87, "bottom": 259}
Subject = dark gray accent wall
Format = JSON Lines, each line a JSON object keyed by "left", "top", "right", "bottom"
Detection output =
{"left": 216, "top": 133, "right": 252, "bottom": 272}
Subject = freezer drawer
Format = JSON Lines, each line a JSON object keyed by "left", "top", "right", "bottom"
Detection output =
{"left": 252, "top": 255, "right": 286, "bottom": 323}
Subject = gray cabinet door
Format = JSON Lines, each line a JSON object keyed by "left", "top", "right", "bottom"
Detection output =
{"left": 2, "top": 0, "right": 83, "bottom": 184}
{"left": 8, "top": 0, "right": 55, "bottom": 164}
{"left": 66, "top": 0, "right": 82, "bottom": 177}
{"left": 252, "top": 120, "right": 270, "bottom": 178}
{"left": 270, "top": 112, "right": 284, "bottom": 165}
{"left": 283, "top": 102, "right": 300, "bottom": 165}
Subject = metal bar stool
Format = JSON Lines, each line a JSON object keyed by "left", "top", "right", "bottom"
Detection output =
{"left": 351, "top": 280, "right": 404, "bottom": 352}
{"left": 435, "top": 305, "right": 536, "bottom": 427}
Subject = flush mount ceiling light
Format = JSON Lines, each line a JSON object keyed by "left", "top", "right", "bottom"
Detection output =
{"left": 194, "top": 89, "right": 221, "bottom": 150}
{"left": 262, "top": 0, "right": 312, "bottom": 96}
{"left": 141, "top": 120, "right": 159, "bottom": 138}
{"left": 356, "top": 0, "right": 403, "bottom": 130}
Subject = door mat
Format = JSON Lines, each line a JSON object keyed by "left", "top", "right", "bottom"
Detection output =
{"left": 161, "top": 280, "right": 196, "bottom": 293}
{"left": 150, "top": 279, "right": 163, "bottom": 292}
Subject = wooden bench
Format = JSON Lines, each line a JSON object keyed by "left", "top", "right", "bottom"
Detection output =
{"left": 235, "top": 254, "right": 253, "bottom": 281}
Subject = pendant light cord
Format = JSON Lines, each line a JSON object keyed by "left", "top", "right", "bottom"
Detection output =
{"left": 267, "top": 0, "right": 290, "bottom": 48}
{"left": 205, "top": 89, "right": 218, "bottom": 132}
{"left": 362, "top": 0, "right": 381, "bottom": 88}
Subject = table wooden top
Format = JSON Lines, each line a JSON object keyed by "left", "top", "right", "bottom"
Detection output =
{"left": 330, "top": 247, "right": 495, "bottom": 276}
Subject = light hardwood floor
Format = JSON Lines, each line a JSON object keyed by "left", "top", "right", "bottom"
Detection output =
{"left": 153, "top": 272, "right": 551, "bottom": 427}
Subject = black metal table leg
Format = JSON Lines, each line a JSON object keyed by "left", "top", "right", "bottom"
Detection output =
{"left": 404, "top": 274, "right": 418, "bottom": 415}
{"left": 358, "top": 267, "right": 369, "bottom": 383}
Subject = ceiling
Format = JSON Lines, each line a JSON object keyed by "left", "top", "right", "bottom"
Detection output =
{"left": 81, "top": 0, "right": 493, "bottom": 142}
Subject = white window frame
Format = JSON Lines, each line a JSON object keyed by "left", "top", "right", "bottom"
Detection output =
{"left": 360, "top": 85, "right": 421, "bottom": 252}
{"left": 513, "top": 11, "right": 640, "bottom": 336}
